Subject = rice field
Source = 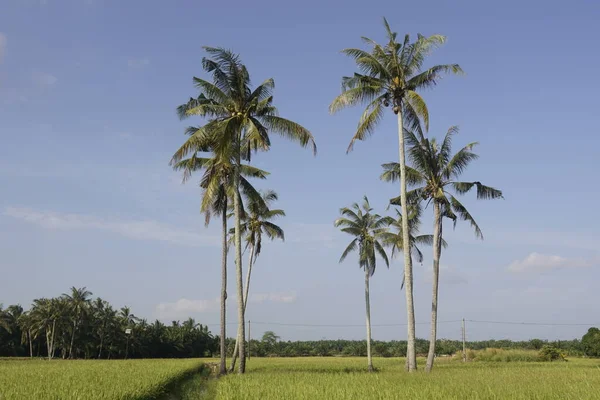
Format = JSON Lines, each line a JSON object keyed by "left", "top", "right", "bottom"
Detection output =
{"left": 0, "top": 358, "right": 204, "bottom": 400}
{"left": 2, "top": 357, "right": 600, "bottom": 399}
{"left": 214, "top": 357, "right": 600, "bottom": 400}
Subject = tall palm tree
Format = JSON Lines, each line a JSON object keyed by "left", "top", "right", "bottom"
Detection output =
{"left": 229, "top": 190, "right": 285, "bottom": 372}
{"left": 62, "top": 287, "right": 92, "bottom": 358}
{"left": 334, "top": 196, "right": 390, "bottom": 372}
{"left": 330, "top": 18, "right": 462, "bottom": 371}
{"left": 172, "top": 126, "right": 268, "bottom": 375}
{"left": 171, "top": 47, "right": 315, "bottom": 373}
{"left": 382, "top": 126, "right": 502, "bottom": 372}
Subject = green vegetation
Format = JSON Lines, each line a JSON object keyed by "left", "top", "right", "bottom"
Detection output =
{"left": 0, "top": 358, "right": 204, "bottom": 400}
{"left": 213, "top": 357, "right": 600, "bottom": 399}
{"left": 0, "top": 292, "right": 217, "bottom": 359}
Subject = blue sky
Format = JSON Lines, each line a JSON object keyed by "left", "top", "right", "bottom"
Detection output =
{"left": 1, "top": 0, "right": 599, "bottom": 342}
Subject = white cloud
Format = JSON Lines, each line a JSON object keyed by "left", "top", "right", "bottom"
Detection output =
{"left": 155, "top": 297, "right": 220, "bottom": 319}
{"left": 31, "top": 71, "right": 57, "bottom": 87}
{"left": 249, "top": 291, "right": 297, "bottom": 304}
{"left": 3, "top": 207, "right": 218, "bottom": 247}
{"left": 0, "top": 33, "right": 7, "bottom": 64}
{"left": 507, "top": 252, "right": 594, "bottom": 273}
{"left": 127, "top": 58, "right": 150, "bottom": 69}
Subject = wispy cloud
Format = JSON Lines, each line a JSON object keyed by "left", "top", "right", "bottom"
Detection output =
{"left": 507, "top": 252, "right": 595, "bottom": 273}
{"left": 155, "top": 298, "right": 220, "bottom": 319}
{"left": 249, "top": 291, "right": 297, "bottom": 304}
{"left": 3, "top": 207, "right": 218, "bottom": 247}
{"left": 127, "top": 57, "right": 150, "bottom": 69}
{"left": 155, "top": 291, "right": 296, "bottom": 319}
{"left": 0, "top": 33, "right": 6, "bottom": 64}
{"left": 31, "top": 70, "right": 58, "bottom": 87}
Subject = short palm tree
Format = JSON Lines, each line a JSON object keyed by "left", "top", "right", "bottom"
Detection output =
{"left": 330, "top": 18, "right": 462, "bottom": 371}
{"left": 380, "top": 205, "right": 445, "bottom": 288}
{"left": 62, "top": 286, "right": 92, "bottom": 359}
{"left": 335, "top": 197, "right": 390, "bottom": 372}
{"left": 171, "top": 47, "right": 315, "bottom": 373}
{"left": 229, "top": 190, "right": 285, "bottom": 372}
{"left": 381, "top": 126, "right": 503, "bottom": 372}
{"left": 172, "top": 126, "right": 268, "bottom": 375}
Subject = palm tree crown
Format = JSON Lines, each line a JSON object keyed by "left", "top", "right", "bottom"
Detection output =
{"left": 170, "top": 47, "right": 316, "bottom": 166}
{"left": 334, "top": 197, "right": 390, "bottom": 276}
{"left": 237, "top": 190, "right": 285, "bottom": 260}
{"left": 382, "top": 127, "right": 503, "bottom": 237}
{"left": 330, "top": 18, "right": 463, "bottom": 151}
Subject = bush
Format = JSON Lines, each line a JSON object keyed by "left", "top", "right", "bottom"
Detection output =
{"left": 539, "top": 345, "right": 566, "bottom": 362}
{"left": 458, "top": 348, "right": 544, "bottom": 362}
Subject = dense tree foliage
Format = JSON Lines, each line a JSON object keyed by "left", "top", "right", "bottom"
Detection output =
{"left": 221, "top": 336, "right": 587, "bottom": 358}
{"left": 581, "top": 327, "right": 600, "bottom": 357}
{"left": 0, "top": 290, "right": 217, "bottom": 359}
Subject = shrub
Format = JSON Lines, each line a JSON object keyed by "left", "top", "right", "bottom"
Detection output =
{"left": 458, "top": 347, "right": 567, "bottom": 362}
{"left": 539, "top": 345, "right": 566, "bottom": 362}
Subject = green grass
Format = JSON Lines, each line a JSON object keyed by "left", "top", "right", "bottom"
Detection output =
{"left": 0, "top": 358, "right": 204, "bottom": 400}
{"left": 3, "top": 357, "right": 600, "bottom": 399}
{"left": 214, "top": 357, "right": 600, "bottom": 399}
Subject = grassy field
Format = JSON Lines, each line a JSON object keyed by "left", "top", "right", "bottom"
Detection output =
{"left": 0, "top": 358, "right": 204, "bottom": 400}
{"left": 2, "top": 357, "right": 600, "bottom": 399}
{"left": 213, "top": 357, "right": 600, "bottom": 400}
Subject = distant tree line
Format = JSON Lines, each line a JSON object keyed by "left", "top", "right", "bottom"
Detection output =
{"left": 223, "top": 335, "right": 596, "bottom": 358}
{"left": 3, "top": 290, "right": 600, "bottom": 359}
{"left": 0, "top": 287, "right": 217, "bottom": 359}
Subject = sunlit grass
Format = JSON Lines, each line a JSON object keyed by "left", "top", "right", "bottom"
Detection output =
{"left": 215, "top": 357, "right": 600, "bottom": 399}
{"left": 0, "top": 358, "right": 204, "bottom": 400}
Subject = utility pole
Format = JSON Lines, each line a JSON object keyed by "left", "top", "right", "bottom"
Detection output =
{"left": 247, "top": 320, "right": 251, "bottom": 360}
{"left": 462, "top": 318, "right": 466, "bottom": 362}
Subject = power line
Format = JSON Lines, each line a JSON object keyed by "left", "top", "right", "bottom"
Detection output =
{"left": 203, "top": 319, "right": 598, "bottom": 328}
{"left": 206, "top": 320, "right": 462, "bottom": 328}
{"left": 467, "top": 319, "right": 599, "bottom": 327}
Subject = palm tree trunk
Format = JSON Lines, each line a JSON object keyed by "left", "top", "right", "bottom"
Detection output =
{"left": 229, "top": 243, "right": 255, "bottom": 372}
{"left": 50, "top": 319, "right": 56, "bottom": 360}
{"left": 396, "top": 109, "right": 417, "bottom": 371}
{"left": 46, "top": 328, "right": 51, "bottom": 360}
{"left": 98, "top": 328, "right": 104, "bottom": 359}
{"left": 69, "top": 320, "right": 76, "bottom": 359}
{"left": 233, "top": 145, "right": 246, "bottom": 374}
{"left": 365, "top": 268, "right": 373, "bottom": 372}
{"left": 28, "top": 329, "right": 33, "bottom": 358}
{"left": 219, "top": 202, "right": 228, "bottom": 375}
{"left": 426, "top": 201, "right": 443, "bottom": 372}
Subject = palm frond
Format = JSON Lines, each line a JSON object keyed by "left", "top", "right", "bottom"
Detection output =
{"left": 259, "top": 115, "right": 317, "bottom": 155}
{"left": 339, "top": 238, "right": 358, "bottom": 263}
{"left": 448, "top": 195, "right": 483, "bottom": 239}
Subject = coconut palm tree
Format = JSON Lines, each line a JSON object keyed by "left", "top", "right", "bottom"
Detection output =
{"left": 171, "top": 47, "right": 315, "bottom": 373}
{"left": 172, "top": 126, "right": 268, "bottom": 375}
{"left": 334, "top": 196, "right": 390, "bottom": 372}
{"left": 62, "top": 286, "right": 92, "bottom": 358}
{"left": 382, "top": 126, "right": 503, "bottom": 372}
{"left": 329, "top": 18, "right": 462, "bottom": 371}
{"left": 30, "top": 298, "right": 63, "bottom": 359}
{"left": 229, "top": 190, "right": 285, "bottom": 372}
